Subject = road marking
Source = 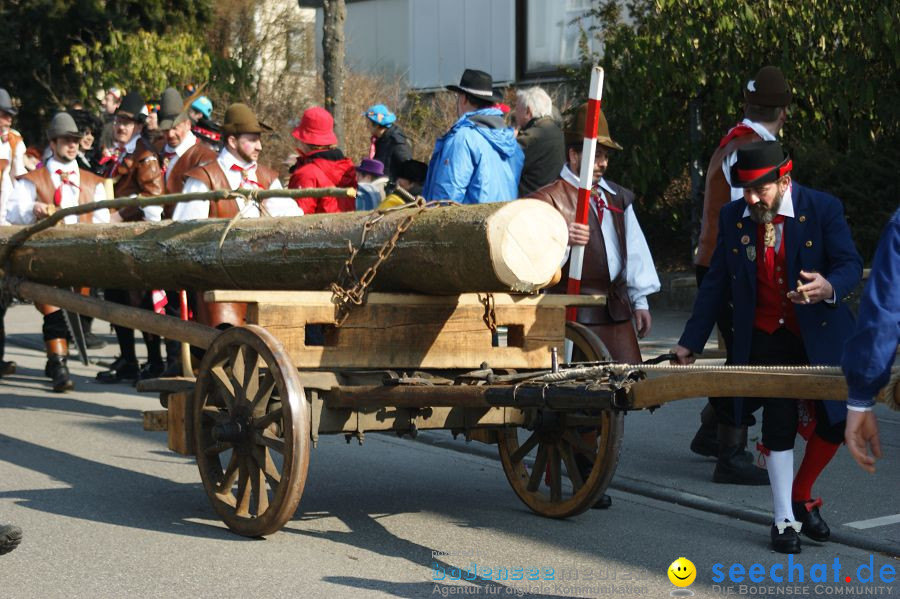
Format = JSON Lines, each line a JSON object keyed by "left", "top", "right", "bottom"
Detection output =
{"left": 844, "top": 514, "right": 900, "bottom": 530}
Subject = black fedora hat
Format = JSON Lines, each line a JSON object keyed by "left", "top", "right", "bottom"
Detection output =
{"left": 447, "top": 69, "right": 503, "bottom": 103}
{"left": 730, "top": 140, "right": 793, "bottom": 188}
{"left": 115, "top": 91, "right": 147, "bottom": 123}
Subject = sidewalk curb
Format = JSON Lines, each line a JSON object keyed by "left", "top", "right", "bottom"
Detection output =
{"left": 415, "top": 431, "right": 899, "bottom": 558}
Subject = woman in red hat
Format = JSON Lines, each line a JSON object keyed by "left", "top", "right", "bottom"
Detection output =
{"left": 288, "top": 106, "right": 357, "bottom": 213}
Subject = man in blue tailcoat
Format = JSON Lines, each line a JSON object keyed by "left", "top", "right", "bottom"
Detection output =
{"left": 673, "top": 140, "right": 862, "bottom": 554}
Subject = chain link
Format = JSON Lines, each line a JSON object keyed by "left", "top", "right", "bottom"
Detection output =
{"left": 478, "top": 293, "right": 498, "bottom": 334}
{"left": 330, "top": 197, "right": 429, "bottom": 326}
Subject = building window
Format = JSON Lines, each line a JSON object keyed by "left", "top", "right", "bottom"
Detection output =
{"left": 518, "top": 0, "right": 600, "bottom": 79}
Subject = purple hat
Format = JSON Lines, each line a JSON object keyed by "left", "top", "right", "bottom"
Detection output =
{"left": 356, "top": 158, "right": 385, "bottom": 177}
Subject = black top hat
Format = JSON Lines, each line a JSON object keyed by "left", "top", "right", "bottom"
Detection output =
{"left": 115, "top": 91, "right": 147, "bottom": 123}
{"left": 730, "top": 140, "right": 793, "bottom": 188}
{"left": 447, "top": 69, "right": 503, "bottom": 104}
{"left": 744, "top": 66, "right": 792, "bottom": 107}
{"left": 0, "top": 88, "right": 17, "bottom": 116}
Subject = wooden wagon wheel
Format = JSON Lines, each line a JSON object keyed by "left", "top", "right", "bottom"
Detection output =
{"left": 497, "top": 321, "right": 624, "bottom": 518}
{"left": 193, "top": 325, "right": 310, "bottom": 537}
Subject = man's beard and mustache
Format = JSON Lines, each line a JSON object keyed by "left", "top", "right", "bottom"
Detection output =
{"left": 748, "top": 190, "right": 784, "bottom": 224}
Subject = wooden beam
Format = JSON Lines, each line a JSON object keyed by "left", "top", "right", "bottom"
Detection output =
{"left": 626, "top": 372, "right": 849, "bottom": 409}
{"left": 15, "top": 281, "right": 218, "bottom": 349}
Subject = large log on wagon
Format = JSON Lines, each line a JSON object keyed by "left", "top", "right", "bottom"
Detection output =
{"left": 0, "top": 200, "right": 568, "bottom": 294}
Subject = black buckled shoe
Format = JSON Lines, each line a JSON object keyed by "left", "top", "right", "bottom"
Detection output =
{"left": 771, "top": 520, "right": 802, "bottom": 554}
{"left": 792, "top": 498, "right": 830, "bottom": 542}
{"left": 96, "top": 359, "right": 140, "bottom": 383}
{"left": 0, "top": 523, "right": 23, "bottom": 555}
{"left": 160, "top": 358, "right": 184, "bottom": 378}
{"left": 0, "top": 360, "right": 16, "bottom": 377}
{"left": 136, "top": 360, "right": 166, "bottom": 383}
{"left": 46, "top": 354, "right": 74, "bottom": 393}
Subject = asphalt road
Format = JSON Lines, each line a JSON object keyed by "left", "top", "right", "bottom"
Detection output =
{"left": 0, "top": 304, "right": 897, "bottom": 599}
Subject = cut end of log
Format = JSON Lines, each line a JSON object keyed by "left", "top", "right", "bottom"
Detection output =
{"left": 486, "top": 200, "right": 568, "bottom": 292}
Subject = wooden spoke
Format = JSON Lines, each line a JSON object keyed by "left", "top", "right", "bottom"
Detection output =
{"left": 193, "top": 326, "right": 310, "bottom": 537}
{"left": 217, "top": 452, "right": 240, "bottom": 493}
{"left": 559, "top": 441, "right": 583, "bottom": 492}
{"left": 210, "top": 365, "right": 236, "bottom": 411}
{"left": 254, "top": 430, "right": 285, "bottom": 454}
{"left": 527, "top": 444, "right": 549, "bottom": 492}
{"left": 509, "top": 430, "right": 540, "bottom": 464}
{"left": 249, "top": 371, "right": 276, "bottom": 417}
{"left": 548, "top": 445, "right": 562, "bottom": 502}
{"left": 252, "top": 407, "right": 283, "bottom": 431}
{"left": 235, "top": 457, "right": 252, "bottom": 518}
{"left": 204, "top": 442, "right": 232, "bottom": 457}
{"left": 562, "top": 429, "right": 596, "bottom": 457}
{"left": 251, "top": 446, "right": 282, "bottom": 487}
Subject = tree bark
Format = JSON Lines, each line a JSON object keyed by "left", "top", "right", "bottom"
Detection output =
{"left": 321, "top": 0, "right": 346, "bottom": 141}
{"left": 0, "top": 201, "right": 568, "bottom": 294}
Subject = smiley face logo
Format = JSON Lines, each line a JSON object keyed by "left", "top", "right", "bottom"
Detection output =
{"left": 668, "top": 557, "right": 696, "bottom": 587}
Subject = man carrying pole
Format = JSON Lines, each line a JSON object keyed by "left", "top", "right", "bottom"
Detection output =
{"left": 528, "top": 74, "right": 660, "bottom": 508}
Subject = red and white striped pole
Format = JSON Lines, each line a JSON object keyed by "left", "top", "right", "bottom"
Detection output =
{"left": 565, "top": 66, "right": 604, "bottom": 362}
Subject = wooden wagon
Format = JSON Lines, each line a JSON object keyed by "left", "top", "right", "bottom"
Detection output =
{"left": 2, "top": 196, "right": 879, "bottom": 538}
{"left": 13, "top": 280, "right": 866, "bottom": 538}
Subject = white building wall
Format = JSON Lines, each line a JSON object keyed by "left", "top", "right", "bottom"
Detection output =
{"left": 315, "top": 0, "right": 515, "bottom": 90}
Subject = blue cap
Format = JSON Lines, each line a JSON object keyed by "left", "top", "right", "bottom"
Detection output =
{"left": 191, "top": 96, "right": 213, "bottom": 120}
{"left": 363, "top": 104, "right": 396, "bottom": 127}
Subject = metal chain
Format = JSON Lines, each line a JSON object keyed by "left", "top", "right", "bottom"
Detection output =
{"left": 331, "top": 197, "right": 429, "bottom": 326}
{"left": 478, "top": 293, "right": 498, "bottom": 333}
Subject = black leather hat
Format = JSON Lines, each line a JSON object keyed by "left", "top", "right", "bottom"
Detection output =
{"left": 115, "top": 91, "right": 147, "bottom": 123}
{"left": 447, "top": 69, "right": 503, "bottom": 103}
{"left": 744, "top": 66, "right": 792, "bottom": 107}
{"left": 730, "top": 140, "right": 793, "bottom": 187}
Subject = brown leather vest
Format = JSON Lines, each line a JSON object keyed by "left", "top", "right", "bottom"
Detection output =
{"left": 161, "top": 142, "right": 219, "bottom": 218}
{"left": 183, "top": 160, "right": 278, "bottom": 218}
{"left": 528, "top": 178, "right": 633, "bottom": 323}
{"left": 110, "top": 137, "right": 165, "bottom": 221}
{"left": 21, "top": 166, "right": 103, "bottom": 223}
{"left": 695, "top": 130, "right": 762, "bottom": 266}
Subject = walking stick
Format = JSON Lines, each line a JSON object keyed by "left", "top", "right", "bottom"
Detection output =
{"left": 565, "top": 66, "right": 604, "bottom": 362}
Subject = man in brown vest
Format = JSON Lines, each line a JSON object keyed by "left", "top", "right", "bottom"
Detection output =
{"left": 528, "top": 104, "right": 660, "bottom": 508}
{"left": 155, "top": 87, "right": 218, "bottom": 375}
{"left": 96, "top": 91, "right": 166, "bottom": 383}
{"left": 0, "top": 87, "right": 26, "bottom": 378}
{"left": 690, "top": 66, "right": 792, "bottom": 485}
{"left": 173, "top": 103, "right": 301, "bottom": 328}
{"left": 6, "top": 112, "right": 110, "bottom": 392}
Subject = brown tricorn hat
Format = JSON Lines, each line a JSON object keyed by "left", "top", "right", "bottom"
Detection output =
{"left": 744, "top": 66, "right": 792, "bottom": 107}
{"left": 222, "top": 103, "right": 272, "bottom": 137}
{"left": 564, "top": 103, "right": 623, "bottom": 150}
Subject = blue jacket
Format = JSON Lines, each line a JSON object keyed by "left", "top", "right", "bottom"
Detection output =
{"left": 422, "top": 108, "right": 524, "bottom": 204}
{"left": 679, "top": 184, "right": 863, "bottom": 422}
{"left": 842, "top": 207, "right": 900, "bottom": 407}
